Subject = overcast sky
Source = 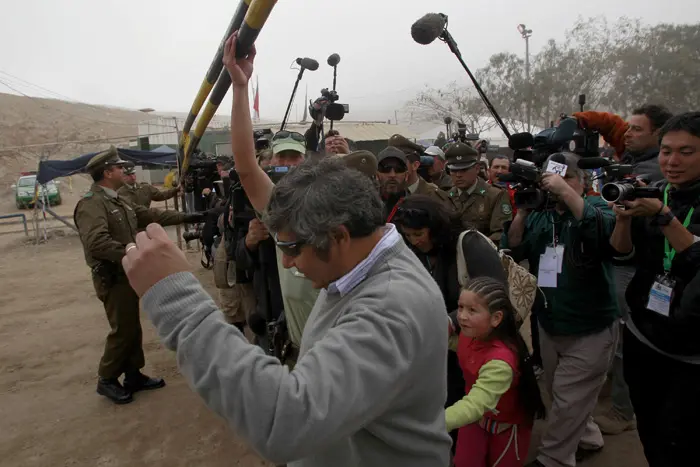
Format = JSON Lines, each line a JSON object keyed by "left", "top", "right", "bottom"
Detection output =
{"left": 1, "top": 0, "right": 698, "bottom": 123}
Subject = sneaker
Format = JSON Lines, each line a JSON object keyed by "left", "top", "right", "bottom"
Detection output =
{"left": 595, "top": 408, "right": 637, "bottom": 435}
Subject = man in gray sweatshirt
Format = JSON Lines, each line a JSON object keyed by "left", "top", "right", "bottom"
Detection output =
{"left": 121, "top": 157, "right": 452, "bottom": 467}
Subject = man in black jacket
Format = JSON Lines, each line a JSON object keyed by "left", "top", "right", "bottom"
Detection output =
{"left": 610, "top": 112, "right": 700, "bottom": 467}
{"left": 577, "top": 104, "right": 673, "bottom": 436}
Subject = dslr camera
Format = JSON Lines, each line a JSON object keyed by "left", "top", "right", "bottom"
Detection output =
{"left": 578, "top": 159, "right": 662, "bottom": 204}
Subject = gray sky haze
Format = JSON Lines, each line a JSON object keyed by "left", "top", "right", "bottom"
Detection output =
{"left": 1, "top": 0, "right": 698, "bottom": 123}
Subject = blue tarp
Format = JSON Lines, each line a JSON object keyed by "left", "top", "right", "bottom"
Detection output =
{"left": 36, "top": 148, "right": 177, "bottom": 185}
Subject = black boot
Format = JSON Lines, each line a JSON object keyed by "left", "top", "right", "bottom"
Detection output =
{"left": 123, "top": 371, "right": 166, "bottom": 393}
{"left": 97, "top": 377, "right": 133, "bottom": 405}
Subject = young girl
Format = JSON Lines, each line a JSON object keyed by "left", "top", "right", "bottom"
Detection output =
{"left": 447, "top": 277, "right": 545, "bottom": 467}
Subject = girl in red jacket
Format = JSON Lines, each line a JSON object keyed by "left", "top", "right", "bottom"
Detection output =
{"left": 447, "top": 277, "right": 545, "bottom": 467}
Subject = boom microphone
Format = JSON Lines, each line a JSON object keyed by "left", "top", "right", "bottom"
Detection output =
{"left": 509, "top": 132, "right": 535, "bottom": 150}
{"left": 411, "top": 13, "right": 448, "bottom": 45}
{"left": 296, "top": 57, "right": 319, "bottom": 71}
{"left": 577, "top": 157, "right": 614, "bottom": 170}
{"left": 327, "top": 53, "right": 341, "bottom": 67}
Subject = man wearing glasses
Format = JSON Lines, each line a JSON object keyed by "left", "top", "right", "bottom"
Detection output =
{"left": 119, "top": 35, "right": 452, "bottom": 467}
{"left": 375, "top": 146, "right": 410, "bottom": 221}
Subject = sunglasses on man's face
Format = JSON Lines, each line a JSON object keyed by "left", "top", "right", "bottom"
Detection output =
{"left": 378, "top": 164, "right": 407, "bottom": 174}
{"left": 272, "top": 131, "right": 305, "bottom": 143}
{"left": 274, "top": 232, "right": 307, "bottom": 257}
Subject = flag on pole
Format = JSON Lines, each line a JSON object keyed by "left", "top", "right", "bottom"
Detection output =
{"left": 301, "top": 84, "right": 308, "bottom": 123}
{"left": 253, "top": 76, "right": 260, "bottom": 121}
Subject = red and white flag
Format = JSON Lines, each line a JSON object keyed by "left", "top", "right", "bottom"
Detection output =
{"left": 253, "top": 76, "right": 260, "bottom": 121}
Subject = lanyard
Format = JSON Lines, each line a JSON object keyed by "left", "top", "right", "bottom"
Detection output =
{"left": 663, "top": 184, "right": 694, "bottom": 272}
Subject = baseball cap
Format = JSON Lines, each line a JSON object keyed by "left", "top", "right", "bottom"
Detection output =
{"left": 377, "top": 146, "right": 409, "bottom": 167}
{"left": 271, "top": 130, "right": 306, "bottom": 155}
{"left": 425, "top": 145, "right": 446, "bottom": 160}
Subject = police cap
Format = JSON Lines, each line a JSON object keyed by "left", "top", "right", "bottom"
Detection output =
{"left": 388, "top": 134, "right": 424, "bottom": 162}
{"left": 342, "top": 150, "right": 378, "bottom": 178}
{"left": 85, "top": 147, "right": 127, "bottom": 174}
{"left": 445, "top": 143, "right": 479, "bottom": 171}
{"left": 123, "top": 162, "right": 136, "bottom": 176}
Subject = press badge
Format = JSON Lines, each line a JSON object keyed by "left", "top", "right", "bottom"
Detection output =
{"left": 538, "top": 247, "right": 561, "bottom": 288}
{"left": 646, "top": 275, "right": 675, "bottom": 317}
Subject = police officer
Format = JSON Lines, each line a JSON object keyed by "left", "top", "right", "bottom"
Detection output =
{"left": 118, "top": 162, "right": 180, "bottom": 208}
{"left": 445, "top": 142, "right": 512, "bottom": 242}
{"left": 388, "top": 134, "right": 451, "bottom": 203}
{"left": 74, "top": 148, "right": 203, "bottom": 405}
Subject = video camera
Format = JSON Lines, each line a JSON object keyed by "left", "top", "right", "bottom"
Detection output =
{"left": 509, "top": 115, "right": 600, "bottom": 167}
{"left": 254, "top": 128, "right": 274, "bottom": 151}
{"left": 450, "top": 122, "right": 480, "bottom": 144}
{"left": 577, "top": 158, "right": 661, "bottom": 204}
{"left": 184, "top": 149, "right": 223, "bottom": 211}
{"left": 500, "top": 159, "right": 549, "bottom": 210}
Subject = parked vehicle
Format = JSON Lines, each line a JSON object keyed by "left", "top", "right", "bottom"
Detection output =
{"left": 12, "top": 174, "right": 61, "bottom": 209}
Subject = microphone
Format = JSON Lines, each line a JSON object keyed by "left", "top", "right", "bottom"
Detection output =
{"left": 295, "top": 57, "right": 319, "bottom": 71}
{"left": 549, "top": 153, "right": 568, "bottom": 165}
{"left": 411, "top": 13, "right": 448, "bottom": 45}
{"left": 577, "top": 157, "right": 613, "bottom": 170}
{"left": 508, "top": 132, "right": 534, "bottom": 150}
{"left": 327, "top": 53, "right": 341, "bottom": 67}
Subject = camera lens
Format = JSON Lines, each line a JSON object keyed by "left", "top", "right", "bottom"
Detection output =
{"left": 601, "top": 183, "right": 630, "bottom": 203}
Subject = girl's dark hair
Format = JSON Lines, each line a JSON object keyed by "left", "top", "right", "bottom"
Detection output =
{"left": 392, "top": 194, "right": 464, "bottom": 254}
{"left": 463, "top": 277, "right": 546, "bottom": 421}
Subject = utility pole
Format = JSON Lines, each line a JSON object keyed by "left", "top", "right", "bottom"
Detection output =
{"left": 517, "top": 24, "right": 533, "bottom": 132}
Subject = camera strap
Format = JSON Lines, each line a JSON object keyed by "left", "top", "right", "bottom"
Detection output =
{"left": 662, "top": 184, "right": 694, "bottom": 272}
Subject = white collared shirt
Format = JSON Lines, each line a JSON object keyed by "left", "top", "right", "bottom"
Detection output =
{"left": 327, "top": 224, "right": 401, "bottom": 297}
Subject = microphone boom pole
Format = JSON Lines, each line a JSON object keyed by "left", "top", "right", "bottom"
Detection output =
{"left": 179, "top": 0, "right": 251, "bottom": 168}
{"left": 440, "top": 28, "right": 510, "bottom": 139}
{"left": 412, "top": 14, "right": 511, "bottom": 139}
{"left": 281, "top": 59, "right": 317, "bottom": 131}
{"left": 182, "top": 0, "right": 278, "bottom": 173}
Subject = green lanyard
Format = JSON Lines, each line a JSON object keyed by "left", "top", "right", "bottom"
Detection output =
{"left": 663, "top": 184, "right": 694, "bottom": 272}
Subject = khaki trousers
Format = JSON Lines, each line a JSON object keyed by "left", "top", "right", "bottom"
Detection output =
{"left": 536, "top": 322, "right": 619, "bottom": 467}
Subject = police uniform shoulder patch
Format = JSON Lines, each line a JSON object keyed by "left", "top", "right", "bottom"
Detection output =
{"left": 479, "top": 189, "right": 486, "bottom": 195}
{"left": 502, "top": 203, "right": 512, "bottom": 215}
{"left": 83, "top": 191, "right": 93, "bottom": 198}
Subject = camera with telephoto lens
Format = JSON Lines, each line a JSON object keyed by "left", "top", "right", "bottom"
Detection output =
{"left": 579, "top": 160, "right": 662, "bottom": 204}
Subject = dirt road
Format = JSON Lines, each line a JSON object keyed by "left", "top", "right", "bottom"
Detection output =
{"left": 0, "top": 189, "right": 648, "bottom": 467}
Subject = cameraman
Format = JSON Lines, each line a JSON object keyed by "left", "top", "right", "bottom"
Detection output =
{"left": 424, "top": 145, "right": 452, "bottom": 191}
{"left": 609, "top": 112, "right": 700, "bottom": 467}
{"left": 575, "top": 104, "right": 672, "bottom": 435}
{"left": 503, "top": 153, "right": 619, "bottom": 467}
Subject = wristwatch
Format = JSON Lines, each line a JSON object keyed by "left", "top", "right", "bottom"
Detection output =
{"left": 651, "top": 209, "right": 675, "bottom": 227}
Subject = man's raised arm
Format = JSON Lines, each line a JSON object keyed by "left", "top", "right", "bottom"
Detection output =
{"left": 223, "top": 32, "right": 274, "bottom": 213}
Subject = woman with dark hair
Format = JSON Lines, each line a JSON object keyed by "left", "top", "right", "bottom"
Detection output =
{"left": 393, "top": 194, "right": 507, "bottom": 450}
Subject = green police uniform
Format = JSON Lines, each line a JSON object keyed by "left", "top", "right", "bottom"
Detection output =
{"left": 74, "top": 150, "right": 188, "bottom": 380}
{"left": 118, "top": 164, "right": 179, "bottom": 208}
{"left": 445, "top": 143, "right": 512, "bottom": 243}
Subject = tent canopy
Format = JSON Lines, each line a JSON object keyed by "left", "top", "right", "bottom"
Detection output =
{"left": 36, "top": 148, "right": 177, "bottom": 185}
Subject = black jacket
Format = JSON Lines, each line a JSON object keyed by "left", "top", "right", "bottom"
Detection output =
{"left": 620, "top": 147, "right": 664, "bottom": 183}
{"left": 626, "top": 179, "right": 700, "bottom": 356}
{"left": 235, "top": 225, "right": 284, "bottom": 335}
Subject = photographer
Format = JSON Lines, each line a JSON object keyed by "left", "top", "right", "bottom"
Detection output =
{"left": 225, "top": 35, "right": 318, "bottom": 365}
{"left": 575, "top": 104, "right": 672, "bottom": 436}
{"left": 424, "top": 145, "right": 452, "bottom": 191}
{"left": 609, "top": 112, "right": 700, "bottom": 467}
{"left": 503, "top": 153, "right": 619, "bottom": 467}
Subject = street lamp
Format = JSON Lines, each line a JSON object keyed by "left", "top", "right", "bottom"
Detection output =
{"left": 517, "top": 24, "right": 533, "bottom": 132}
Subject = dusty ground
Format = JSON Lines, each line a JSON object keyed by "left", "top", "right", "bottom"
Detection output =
{"left": 0, "top": 187, "right": 648, "bottom": 467}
